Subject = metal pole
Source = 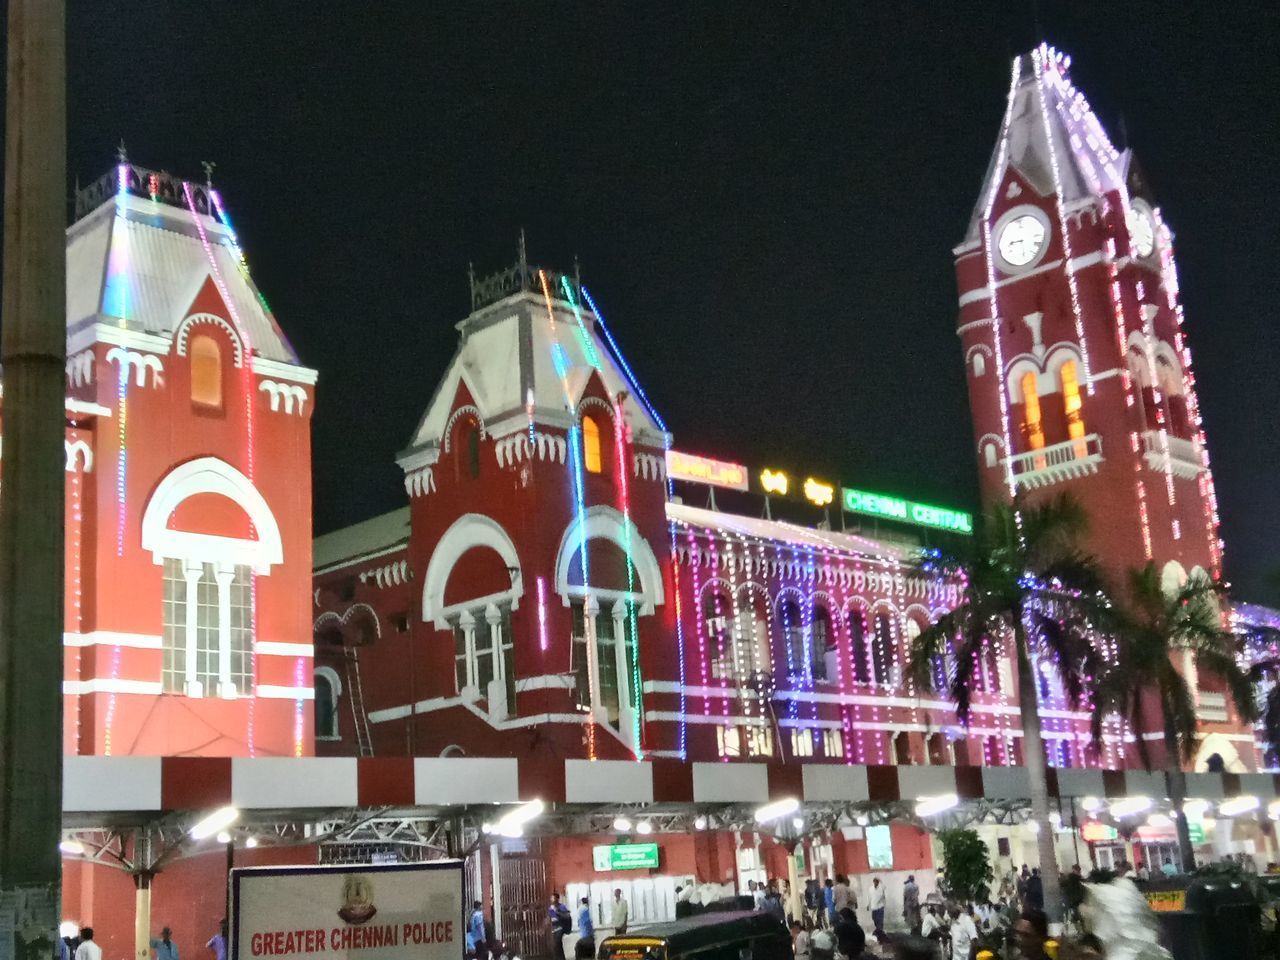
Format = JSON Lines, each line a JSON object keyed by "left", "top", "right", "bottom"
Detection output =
{"left": 0, "top": 3, "right": 67, "bottom": 960}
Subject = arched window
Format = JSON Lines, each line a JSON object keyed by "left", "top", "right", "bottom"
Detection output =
{"left": 872, "top": 612, "right": 896, "bottom": 687}
{"left": 190, "top": 334, "right": 223, "bottom": 409}
{"left": 314, "top": 668, "right": 340, "bottom": 740}
{"left": 1156, "top": 354, "right": 1190, "bottom": 438}
{"left": 780, "top": 599, "right": 805, "bottom": 676}
{"left": 582, "top": 416, "right": 603, "bottom": 474}
{"left": 812, "top": 606, "right": 833, "bottom": 682}
{"left": 467, "top": 423, "right": 481, "bottom": 479}
{"left": 1060, "top": 360, "right": 1086, "bottom": 455}
{"left": 971, "top": 353, "right": 986, "bottom": 377}
{"left": 847, "top": 608, "right": 870, "bottom": 684}
{"left": 1021, "top": 371, "right": 1044, "bottom": 452}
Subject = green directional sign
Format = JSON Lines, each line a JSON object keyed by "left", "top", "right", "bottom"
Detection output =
{"left": 842, "top": 488, "right": 974, "bottom": 535}
{"left": 592, "top": 842, "right": 660, "bottom": 871}
{"left": 1188, "top": 821, "right": 1206, "bottom": 845}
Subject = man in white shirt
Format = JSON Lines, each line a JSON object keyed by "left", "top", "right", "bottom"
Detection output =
{"left": 920, "top": 906, "right": 943, "bottom": 940}
{"left": 74, "top": 929, "right": 102, "bottom": 960}
{"left": 789, "top": 921, "right": 810, "bottom": 960}
{"left": 949, "top": 907, "right": 978, "bottom": 960}
{"left": 611, "top": 889, "right": 629, "bottom": 935}
{"left": 868, "top": 878, "right": 887, "bottom": 939}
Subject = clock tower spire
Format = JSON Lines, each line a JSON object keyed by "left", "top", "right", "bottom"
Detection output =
{"left": 954, "top": 44, "right": 1221, "bottom": 590}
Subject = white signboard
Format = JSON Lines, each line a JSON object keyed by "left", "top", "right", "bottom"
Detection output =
{"left": 231, "top": 862, "right": 464, "bottom": 960}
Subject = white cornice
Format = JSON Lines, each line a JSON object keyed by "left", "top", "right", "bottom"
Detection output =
{"left": 252, "top": 356, "right": 318, "bottom": 386}
{"left": 67, "top": 322, "right": 171, "bottom": 356}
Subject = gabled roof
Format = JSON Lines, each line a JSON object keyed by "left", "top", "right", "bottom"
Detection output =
{"left": 400, "top": 289, "right": 669, "bottom": 465}
{"left": 313, "top": 507, "right": 411, "bottom": 573}
{"left": 67, "top": 177, "right": 297, "bottom": 363}
{"left": 965, "top": 45, "right": 1131, "bottom": 243}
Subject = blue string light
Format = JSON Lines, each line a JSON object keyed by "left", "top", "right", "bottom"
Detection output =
{"left": 580, "top": 285, "right": 668, "bottom": 433}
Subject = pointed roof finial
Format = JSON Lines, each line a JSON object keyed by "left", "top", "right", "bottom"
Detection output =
{"left": 201, "top": 160, "right": 216, "bottom": 189}
{"left": 116, "top": 140, "right": 128, "bottom": 164}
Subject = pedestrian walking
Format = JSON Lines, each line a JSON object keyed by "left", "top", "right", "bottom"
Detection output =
{"left": 548, "top": 894, "right": 572, "bottom": 960}
{"left": 763, "top": 883, "right": 786, "bottom": 925}
{"left": 206, "top": 920, "right": 228, "bottom": 960}
{"left": 575, "top": 897, "right": 595, "bottom": 960}
{"left": 902, "top": 875, "right": 921, "bottom": 935}
{"left": 468, "top": 901, "right": 487, "bottom": 960}
{"left": 611, "top": 889, "right": 629, "bottom": 936}
{"left": 823, "top": 878, "right": 836, "bottom": 927}
{"left": 948, "top": 907, "right": 977, "bottom": 960}
{"left": 833, "top": 875, "right": 852, "bottom": 915}
{"left": 868, "top": 878, "right": 886, "bottom": 941}
{"left": 789, "top": 921, "right": 810, "bottom": 960}
{"left": 152, "top": 928, "right": 180, "bottom": 960}
{"left": 74, "top": 930, "right": 101, "bottom": 960}
{"left": 1024, "top": 869, "right": 1044, "bottom": 912}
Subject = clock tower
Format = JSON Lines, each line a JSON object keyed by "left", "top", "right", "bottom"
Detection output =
{"left": 954, "top": 45, "right": 1221, "bottom": 593}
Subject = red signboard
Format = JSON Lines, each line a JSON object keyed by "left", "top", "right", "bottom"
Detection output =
{"left": 665, "top": 450, "right": 749, "bottom": 491}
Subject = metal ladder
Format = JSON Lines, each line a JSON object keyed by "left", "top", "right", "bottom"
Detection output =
{"left": 345, "top": 646, "right": 374, "bottom": 757}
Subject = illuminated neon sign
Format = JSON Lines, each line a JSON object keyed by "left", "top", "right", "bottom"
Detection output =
{"left": 760, "top": 469, "right": 789, "bottom": 496}
{"left": 841, "top": 488, "right": 973, "bottom": 535}
{"left": 665, "top": 450, "right": 749, "bottom": 491}
{"left": 804, "top": 478, "right": 834, "bottom": 507}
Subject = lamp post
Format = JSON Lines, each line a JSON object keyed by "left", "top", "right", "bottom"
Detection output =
{"left": 0, "top": 3, "right": 67, "bottom": 960}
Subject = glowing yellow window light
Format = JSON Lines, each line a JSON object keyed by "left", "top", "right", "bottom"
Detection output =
{"left": 583, "top": 416, "right": 602, "bottom": 473}
{"left": 804, "top": 477, "right": 834, "bottom": 507}
{"left": 1021, "top": 371, "right": 1045, "bottom": 451}
{"left": 1060, "top": 360, "right": 1087, "bottom": 457}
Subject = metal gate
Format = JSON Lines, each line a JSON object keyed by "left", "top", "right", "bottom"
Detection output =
{"left": 498, "top": 840, "right": 551, "bottom": 960}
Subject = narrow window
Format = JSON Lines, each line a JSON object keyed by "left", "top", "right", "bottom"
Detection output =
{"left": 848, "top": 609, "right": 870, "bottom": 684}
{"left": 162, "top": 558, "right": 187, "bottom": 693}
{"left": 582, "top": 416, "right": 603, "bottom": 474}
{"left": 595, "top": 609, "right": 620, "bottom": 724}
{"left": 790, "top": 729, "right": 814, "bottom": 758}
{"left": 453, "top": 619, "right": 471, "bottom": 693}
{"left": 1021, "top": 371, "right": 1044, "bottom": 451}
{"left": 972, "top": 353, "right": 986, "bottom": 377}
{"left": 571, "top": 600, "right": 591, "bottom": 710}
{"left": 872, "top": 613, "right": 894, "bottom": 687}
{"left": 315, "top": 674, "right": 338, "bottom": 739}
{"left": 1060, "top": 360, "right": 1086, "bottom": 455}
{"left": 822, "top": 728, "right": 845, "bottom": 759}
{"left": 228, "top": 565, "right": 253, "bottom": 695}
{"left": 983, "top": 443, "right": 998, "bottom": 468}
{"left": 467, "top": 424, "right": 481, "bottom": 479}
{"left": 781, "top": 599, "right": 805, "bottom": 676}
{"left": 190, "top": 334, "right": 223, "bottom": 409}
{"left": 497, "top": 608, "right": 516, "bottom": 715}
{"left": 812, "top": 606, "right": 832, "bottom": 682}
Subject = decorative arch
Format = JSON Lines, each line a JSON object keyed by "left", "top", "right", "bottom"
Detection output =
{"left": 1194, "top": 733, "right": 1247, "bottom": 774}
{"left": 577, "top": 396, "right": 616, "bottom": 420}
{"left": 174, "top": 312, "right": 245, "bottom": 367}
{"left": 553, "top": 505, "right": 664, "bottom": 612}
{"left": 423, "top": 513, "right": 522, "bottom": 626}
{"left": 697, "top": 577, "right": 734, "bottom": 604}
{"left": 1005, "top": 343, "right": 1084, "bottom": 403}
{"left": 313, "top": 603, "right": 382, "bottom": 643}
{"left": 977, "top": 432, "right": 1007, "bottom": 470}
{"left": 140, "top": 457, "right": 283, "bottom": 573}
{"left": 442, "top": 404, "right": 486, "bottom": 453}
{"left": 314, "top": 664, "right": 343, "bottom": 697}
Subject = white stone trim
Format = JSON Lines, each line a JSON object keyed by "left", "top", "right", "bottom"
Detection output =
{"left": 65, "top": 399, "right": 112, "bottom": 418}
{"left": 513, "top": 674, "right": 576, "bottom": 693}
{"left": 63, "top": 631, "right": 161, "bottom": 649}
{"left": 105, "top": 346, "right": 164, "bottom": 388}
{"left": 63, "top": 678, "right": 163, "bottom": 695}
{"left": 422, "top": 514, "right": 523, "bottom": 626}
{"left": 256, "top": 684, "right": 315, "bottom": 700}
{"left": 259, "top": 380, "right": 308, "bottom": 414}
{"left": 255, "top": 641, "right": 315, "bottom": 658}
{"left": 67, "top": 323, "right": 170, "bottom": 357}
{"left": 252, "top": 356, "right": 319, "bottom": 386}
{"left": 140, "top": 457, "right": 284, "bottom": 573}
{"left": 553, "top": 505, "right": 665, "bottom": 613}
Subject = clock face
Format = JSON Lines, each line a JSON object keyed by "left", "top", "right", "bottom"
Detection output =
{"left": 1127, "top": 204, "right": 1156, "bottom": 258}
{"left": 997, "top": 215, "right": 1047, "bottom": 268}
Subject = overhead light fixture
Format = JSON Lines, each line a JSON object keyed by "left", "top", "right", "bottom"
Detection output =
{"left": 914, "top": 794, "right": 959, "bottom": 818}
{"left": 494, "top": 800, "right": 544, "bottom": 838}
{"left": 216, "top": 831, "right": 232, "bottom": 844}
{"left": 1108, "top": 796, "right": 1152, "bottom": 819}
{"left": 792, "top": 817, "right": 805, "bottom": 831}
{"left": 190, "top": 806, "right": 239, "bottom": 840}
{"left": 693, "top": 816, "right": 708, "bottom": 831}
{"left": 855, "top": 815, "right": 870, "bottom": 828}
{"left": 613, "top": 817, "right": 633, "bottom": 832}
{"left": 245, "top": 836, "right": 259, "bottom": 849}
{"left": 1026, "top": 819, "right": 1041, "bottom": 835}
{"left": 754, "top": 798, "right": 800, "bottom": 824}
{"left": 1183, "top": 799, "right": 1211, "bottom": 820}
{"left": 1146, "top": 813, "right": 1172, "bottom": 829}
{"left": 1080, "top": 796, "right": 1102, "bottom": 813}
{"left": 1218, "top": 796, "right": 1259, "bottom": 818}
{"left": 635, "top": 821, "right": 653, "bottom": 835}
{"left": 58, "top": 839, "right": 85, "bottom": 856}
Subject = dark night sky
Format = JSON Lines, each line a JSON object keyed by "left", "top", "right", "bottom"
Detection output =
{"left": 51, "top": 2, "right": 1280, "bottom": 601}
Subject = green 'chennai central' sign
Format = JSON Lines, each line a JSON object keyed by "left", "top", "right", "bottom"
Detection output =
{"left": 842, "top": 488, "right": 973, "bottom": 535}
{"left": 592, "top": 842, "right": 660, "bottom": 871}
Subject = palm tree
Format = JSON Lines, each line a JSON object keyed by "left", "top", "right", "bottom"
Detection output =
{"left": 1091, "top": 564, "right": 1258, "bottom": 868}
{"left": 908, "top": 493, "right": 1106, "bottom": 926}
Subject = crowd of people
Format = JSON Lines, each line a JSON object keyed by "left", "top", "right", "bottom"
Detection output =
{"left": 58, "top": 921, "right": 229, "bottom": 960}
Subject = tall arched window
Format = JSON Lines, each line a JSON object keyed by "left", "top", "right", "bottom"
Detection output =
{"left": 582, "top": 416, "right": 603, "bottom": 474}
{"left": 1021, "top": 371, "right": 1044, "bottom": 452}
{"left": 1060, "top": 360, "right": 1086, "bottom": 455}
{"left": 847, "top": 608, "right": 870, "bottom": 684}
{"left": 314, "top": 668, "right": 340, "bottom": 740}
{"left": 780, "top": 599, "right": 805, "bottom": 676}
{"left": 191, "top": 334, "right": 223, "bottom": 409}
{"left": 872, "top": 612, "right": 895, "bottom": 687}
{"left": 812, "top": 606, "right": 832, "bottom": 682}
{"left": 467, "top": 424, "right": 482, "bottom": 479}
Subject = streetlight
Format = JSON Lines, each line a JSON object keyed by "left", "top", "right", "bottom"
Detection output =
{"left": 635, "top": 821, "right": 653, "bottom": 835}
{"left": 190, "top": 806, "right": 239, "bottom": 840}
{"left": 754, "top": 798, "right": 800, "bottom": 824}
{"left": 494, "top": 800, "right": 544, "bottom": 838}
{"left": 914, "top": 795, "right": 958, "bottom": 818}
{"left": 58, "top": 840, "right": 84, "bottom": 856}
{"left": 613, "top": 817, "right": 633, "bottom": 833}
